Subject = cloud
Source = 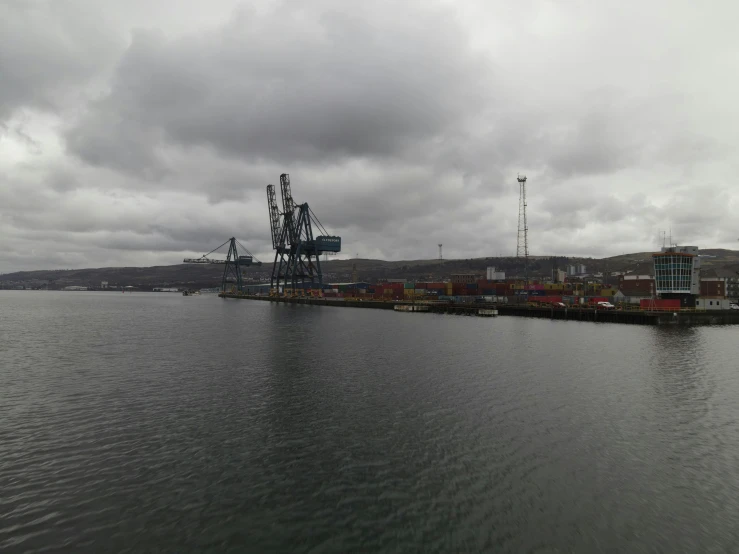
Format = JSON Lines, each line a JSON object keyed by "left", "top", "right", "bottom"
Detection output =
{"left": 0, "top": 0, "right": 122, "bottom": 119}
{"left": 1, "top": 0, "right": 739, "bottom": 273}
{"left": 65, "top": 1, "right": 493, "bottom": 174}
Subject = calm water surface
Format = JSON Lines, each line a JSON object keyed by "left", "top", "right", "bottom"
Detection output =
{"left": 1, "top": 291, "right": 739, "bottom": 553}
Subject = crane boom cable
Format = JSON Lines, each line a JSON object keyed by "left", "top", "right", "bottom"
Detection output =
{"left": 188, "top": 238, "right": 233, "bottom": 262}
{"left": 308, "top": 207, "right": 330, "bottom": 236}
{"left": 235, "top": 239, "right": 261, "bottom": 263}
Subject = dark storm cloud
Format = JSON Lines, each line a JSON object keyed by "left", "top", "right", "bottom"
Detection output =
{"left": 65, "top": 1, "right": 493, "bottom": 173}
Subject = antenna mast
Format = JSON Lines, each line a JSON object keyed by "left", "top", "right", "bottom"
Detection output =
{"left": 516, "top": 174, "right": 529, "bottom": 285}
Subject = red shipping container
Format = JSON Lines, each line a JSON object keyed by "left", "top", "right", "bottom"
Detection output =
{"left": 536, "top": 296, "right": 563, "bottom": 304}
{"left": 415, "top": 283, "right": 428, "bottom": 289}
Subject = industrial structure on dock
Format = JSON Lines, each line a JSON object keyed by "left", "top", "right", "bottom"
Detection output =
{"left": 266, "top": 174, "right": 341, "bottom": 293}
{"left": 179, "top": 171, "right": 738, "bottom": 313}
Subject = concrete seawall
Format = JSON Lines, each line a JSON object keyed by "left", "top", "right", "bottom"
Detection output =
{"left": 219, "top": 294, "right": 739, "bottom": 325}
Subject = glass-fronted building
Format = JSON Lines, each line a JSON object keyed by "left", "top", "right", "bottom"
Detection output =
{"left": 652, "top": 246, "right": 701, "bottom": 295}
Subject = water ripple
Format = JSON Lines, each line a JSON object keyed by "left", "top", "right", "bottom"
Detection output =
{"left": 1, "top": 292, "right": 739, "bottom": 552}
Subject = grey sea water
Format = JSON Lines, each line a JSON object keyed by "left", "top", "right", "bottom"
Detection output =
{"left": 1, "top": 291, "right": 739, "bottom": 553}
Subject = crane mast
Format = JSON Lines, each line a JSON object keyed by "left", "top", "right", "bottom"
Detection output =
{"left": 183, "top": 237, "right": 261, "bottom": 293}
{"left": 266, "top": 184, "right": 283, "bottom": 251}
{"left": 267, "top": 173, "right": 341, "bottom": 296}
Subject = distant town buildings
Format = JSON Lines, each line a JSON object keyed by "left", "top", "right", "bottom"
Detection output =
{"left": 486, "top": 267, "right": 505, "bottom": 280}
{"left": 451, "top": 274, "right": 482, "bottom": 284}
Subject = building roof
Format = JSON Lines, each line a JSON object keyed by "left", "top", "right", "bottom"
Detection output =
{"left": 618, "top": 278, "right": 654, "bottom": 297}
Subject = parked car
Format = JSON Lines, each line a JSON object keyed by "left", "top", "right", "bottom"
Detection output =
{"left": 596, "top": 301, "right": 616, "bottom": 310}
{"left": 553, "top": 302, "right": 566, "bottom": 308}
{"left": 730, "top": 303, "right": 739, "bottom": 310}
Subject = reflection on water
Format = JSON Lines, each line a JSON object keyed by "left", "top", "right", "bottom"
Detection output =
{"left": 649, "top": 326, "right": 715, "bottom": 419}
{"left": 1, "top": 291, "right": 739, "bottom": 553}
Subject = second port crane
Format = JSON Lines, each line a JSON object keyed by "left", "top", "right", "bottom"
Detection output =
{"left": 184, "top": 237, "right": 262, "bottom": 293}
{"left": 267, "top": 174, "right": 341, "bottom": 294}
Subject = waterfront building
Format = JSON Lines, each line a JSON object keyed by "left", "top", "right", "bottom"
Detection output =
{"left": 486, "top": 267, "right": 506, "bottom": 281}
{"left": 653, "top": 246, "right": 701, "bottom": 296}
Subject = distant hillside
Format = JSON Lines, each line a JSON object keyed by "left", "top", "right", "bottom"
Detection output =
{"left": 3, "top": 249, "right": 739, "bottom": 289}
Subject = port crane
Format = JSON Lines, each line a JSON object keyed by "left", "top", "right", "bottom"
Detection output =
{"left": 267, "top": 174, "right": 341, "bottom": 294}
{"left": 184, "top": 237, "right": 262, "bottom": 293}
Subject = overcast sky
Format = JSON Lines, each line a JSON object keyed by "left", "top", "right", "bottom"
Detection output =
{"left": 1, "top": 0, "right": 738, "bottom": 272}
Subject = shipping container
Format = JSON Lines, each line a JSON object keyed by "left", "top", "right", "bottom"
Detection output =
{"left": 404, "top": 282, "right": 414, "bottom": 289}
{"left": 640, "top": 299, "right": 681, "bottom": 309}
{"left": 466, "top": 283, "right": 478, "bottom": 290}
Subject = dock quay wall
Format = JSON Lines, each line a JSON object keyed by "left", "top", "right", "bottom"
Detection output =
{"left": 219, "top": 294, "right": 739, "bottom": 325}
